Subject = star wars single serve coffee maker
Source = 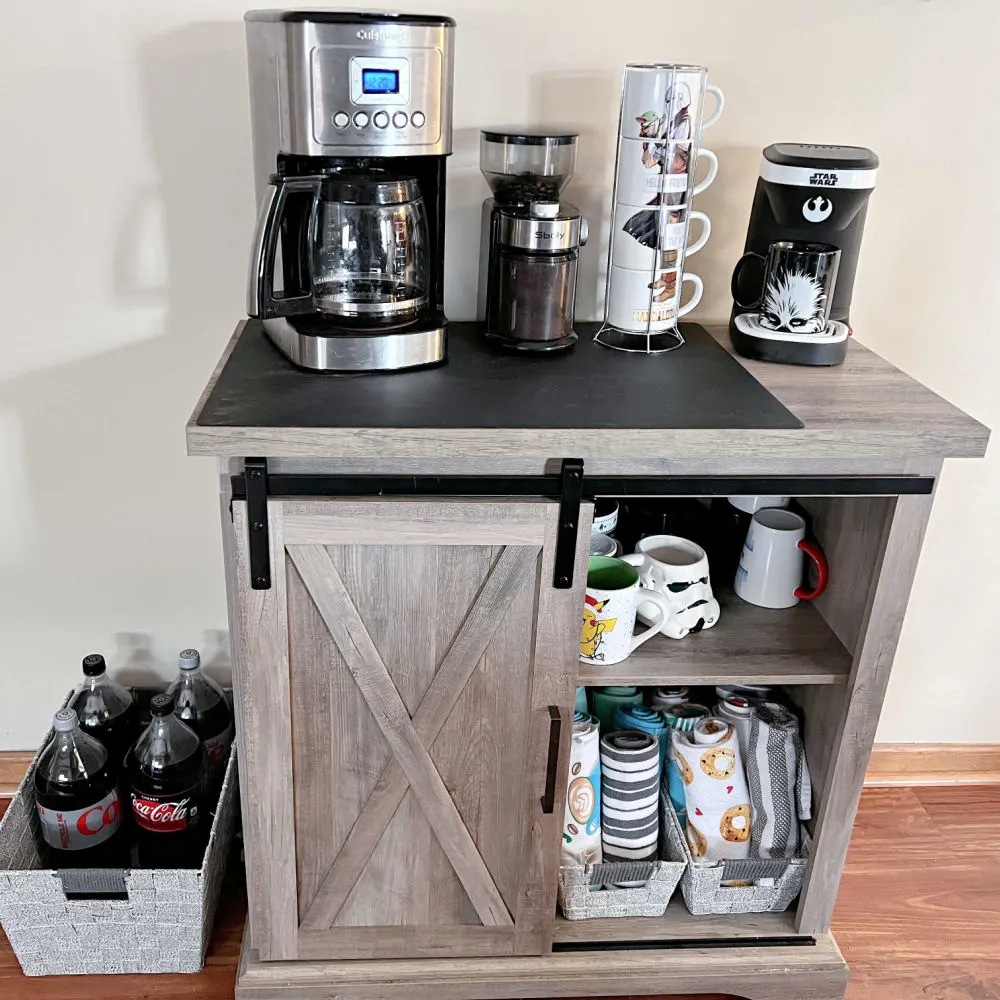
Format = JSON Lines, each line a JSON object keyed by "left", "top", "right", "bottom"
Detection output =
{"left": 730, "top": 143, "right": 878, "bottom": 366}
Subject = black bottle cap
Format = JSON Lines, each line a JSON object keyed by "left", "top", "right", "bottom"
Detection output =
{"left": 82, "top": 653, "right": 107, "bottom": 677}
{"left": 150, "top": 693, "right": 175, "bottom": 717}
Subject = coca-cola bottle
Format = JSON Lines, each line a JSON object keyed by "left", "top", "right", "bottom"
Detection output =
{"left": 69, "top": 653, "right": 138, "bottom": 773}
{"left": 34, "top": 709, "right": 125, "bottom": 867}
{"left": 126, "top": 693, "right": 208, "bottom": 868}
{"left": 166, "top": 648, "right": 233, "bottom": 793}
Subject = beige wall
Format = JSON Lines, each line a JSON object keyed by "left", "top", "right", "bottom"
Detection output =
{"left": 0, "top": 0, "right": 996, "bottom": 747}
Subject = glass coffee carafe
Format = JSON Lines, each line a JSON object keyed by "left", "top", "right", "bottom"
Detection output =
{"left": 249, "top": 170, "right": 429, "bottom": 328}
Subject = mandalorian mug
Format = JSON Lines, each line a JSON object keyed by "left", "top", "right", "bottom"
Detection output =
{"left": 731, "top": 241, "right": 841, "bottom": 334}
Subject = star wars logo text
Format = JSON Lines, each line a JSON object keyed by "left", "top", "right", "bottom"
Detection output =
{"left": 808, "top": 171, "right": 839, "bottom": 187}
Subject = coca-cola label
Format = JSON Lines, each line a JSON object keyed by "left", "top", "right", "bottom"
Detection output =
{"left": 131, "top": 787, "right": 201, "bottom": 833}
{"left": 36, "top": 788, "right": 122, "bottom": 851}
{"left": 204, "top": 723, "right": 234, "bottom": 773}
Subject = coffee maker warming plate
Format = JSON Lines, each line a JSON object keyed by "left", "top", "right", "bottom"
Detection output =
{"left": 263, "top": 318, "right": 447, "bottom": 373}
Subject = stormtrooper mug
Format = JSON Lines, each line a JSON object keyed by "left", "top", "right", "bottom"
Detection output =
{"left": 622, "top": 535, "right": 721, "bottom": 639}
{"left": 580, "top": 557, "right": 671, "bottom": 665}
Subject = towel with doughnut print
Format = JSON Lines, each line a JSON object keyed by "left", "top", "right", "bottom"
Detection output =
{"left": 672, "top": 717, "right": 752, "bottom": 862}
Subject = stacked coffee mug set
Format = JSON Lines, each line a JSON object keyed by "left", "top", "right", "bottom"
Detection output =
{"left": 595, "top": 64, "right": 723, "bottom": 354}
{"left": 558, "top": 496, "right": 824, "bottom": 920}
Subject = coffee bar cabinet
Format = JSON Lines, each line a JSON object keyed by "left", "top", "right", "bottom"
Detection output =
{"left": 188, "top": 321, "right": 988, "bottom": 1000}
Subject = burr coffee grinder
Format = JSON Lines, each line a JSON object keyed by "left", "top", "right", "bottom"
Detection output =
{"left": 478, "top": 129, "right": 588, "bottom": 352}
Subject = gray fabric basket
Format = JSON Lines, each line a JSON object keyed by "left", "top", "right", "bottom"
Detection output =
{"left": 0, "top": 715, "right": 238, "bottom": 976}
{"left": 661, "top": 791, "right": 808, "bottom": 915}
{"left": 558, "top": 858, "right": 686, "bottom": 919}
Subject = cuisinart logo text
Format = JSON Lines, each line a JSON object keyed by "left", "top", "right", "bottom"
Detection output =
{"left": 808, "top": 171, "right": 839, "bottom": 187}
{"left": 357, "top": 28, "right": 405, "bottom": 42}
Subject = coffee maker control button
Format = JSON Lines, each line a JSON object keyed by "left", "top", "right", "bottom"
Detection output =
{"left": 332, "top": 111, "right": 350, "bottom": 129}
{"left": 373, "top": 110, "right": 390, "bottom": 129}
{"left": 392, "top": 111, "right": 409, "bottom": 129}
{"left": 353, "top": 111, "right": 369, "bottom": 129}
{"left": 411, "top": 111, "right": 426, "bottom": 128}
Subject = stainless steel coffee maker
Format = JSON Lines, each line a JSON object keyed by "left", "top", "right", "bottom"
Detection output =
{"left": 245, "top": 10, "right": 455, "bottom": 371}
{"left": 478, "top": 130, "right": 587, "bottom": 352}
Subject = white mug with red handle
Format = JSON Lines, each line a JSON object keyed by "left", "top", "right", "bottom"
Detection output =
{"left": 734, "top": 508, "right": 828, "bottom": 609}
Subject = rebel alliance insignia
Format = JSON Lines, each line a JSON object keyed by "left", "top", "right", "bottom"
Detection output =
{"left": 802, "top": 196, "right": 833, "bottom": 223}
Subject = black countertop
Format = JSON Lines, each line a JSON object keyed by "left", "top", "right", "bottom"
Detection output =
{"left": 196, "top": 321, "right": 801, "bottom": 432}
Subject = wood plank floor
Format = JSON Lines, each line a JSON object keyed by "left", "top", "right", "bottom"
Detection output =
{"left": 1, "top": 785, "right": 998, "bottom": 999}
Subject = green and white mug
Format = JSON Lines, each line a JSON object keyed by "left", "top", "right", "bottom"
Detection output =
{"left": 580, "top": 557, "right": 671, "bottom": 665}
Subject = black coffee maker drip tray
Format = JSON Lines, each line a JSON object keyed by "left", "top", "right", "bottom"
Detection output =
{"left": 197, "top": 321, "right": 802, "bottom": 431}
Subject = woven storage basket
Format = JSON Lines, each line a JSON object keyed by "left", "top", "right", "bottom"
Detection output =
{"left": 558, "top": 857, "right": 685, "bottom": 919}
{"left": 0, "top": 702, "right": 238, "bottom": 976}
{"left": 661, "top": 791, "right": 808, "bottom": 915}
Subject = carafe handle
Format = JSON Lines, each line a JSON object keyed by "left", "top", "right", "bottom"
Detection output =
{"left": 246, "top": 174, "right": 324, "bottom": 319}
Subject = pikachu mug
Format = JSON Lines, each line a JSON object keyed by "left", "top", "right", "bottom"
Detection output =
{"left": 580, "top": 557, "right": 672, "bottom": 665}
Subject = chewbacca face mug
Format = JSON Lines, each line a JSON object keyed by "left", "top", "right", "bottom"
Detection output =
{"left": 731, "top": 241, "right": 841, "bottom": 334}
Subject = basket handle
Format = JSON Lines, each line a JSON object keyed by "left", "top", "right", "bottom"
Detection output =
{"left": 56, "top": 867, "right": 129, "bottom": 900}
{"left": 720, "top": 857, "right": 793, "bottom": 883}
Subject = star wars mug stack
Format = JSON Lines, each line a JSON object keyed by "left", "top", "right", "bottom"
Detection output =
{"left": 597, "top": 63, "right": 723, "bottom": 354}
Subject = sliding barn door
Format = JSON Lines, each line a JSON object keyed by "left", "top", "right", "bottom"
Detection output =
{"left": 227, "top": 498, "right": 589, "bottom": 961}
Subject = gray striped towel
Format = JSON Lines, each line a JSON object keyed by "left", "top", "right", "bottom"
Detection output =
{"left": 600, "top": 729, "right": 660, "bottom": 863}
{"left": 745, "top": 702, "right": 812, "bottom": 859}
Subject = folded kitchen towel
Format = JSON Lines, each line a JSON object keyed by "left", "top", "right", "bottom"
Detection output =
{"left": 562, "top": 712, "right": 602, "bottom": 865}
{"left": 660, "top": 702, "right": 710, "bottom": 828}
{"left": 715, "top": 684, "right": 772, "bottom": 702}
{"left": 574, "top": 686, "right": 589, "bottom": 716}
{"left": 745, "top": 702, "right": 812, "bottom": 859}
{"left": 600, "top": 729, "right": 660, "bottom": 863}
{"left": 648, "top": 686, "right": 689, "bottom": 710}
{"left": 613, "top": 704, "right": 669, "bottom": 771}
{"left": 664, "top": 702, "right": 710, "bottom": 734}
{"left": 672, "top": 717, "right": 752, "bottom": 863}
{"left": 714, "top": 695, "right": 755, "bottom": 757}
{"left": 592, "top": 686, "right": 643, "bottom": 732}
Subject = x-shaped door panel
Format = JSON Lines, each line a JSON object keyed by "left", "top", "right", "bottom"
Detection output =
{"left": 288, "top": 543, "right": 539, "bottom": 931}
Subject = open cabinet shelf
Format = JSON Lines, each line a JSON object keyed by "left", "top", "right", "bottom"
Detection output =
{"left": 552, "top": 898, "right": 799, "bottom": 945}
{"left": 576, "top": 588, "right": 851, "bottom": 687}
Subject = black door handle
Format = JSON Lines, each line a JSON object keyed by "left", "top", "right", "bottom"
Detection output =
{"left": 540, "top": 705, "right": 562, "bottom": 814}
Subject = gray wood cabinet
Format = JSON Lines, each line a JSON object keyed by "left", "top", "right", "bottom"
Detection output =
{"left": 226, "top": 498, "right": 590, "bottom": 961}
{"left": 190, "top": 321, "right": 989, "bottom": 1000}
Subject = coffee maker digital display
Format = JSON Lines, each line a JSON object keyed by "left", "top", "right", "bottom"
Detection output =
{"left": 244, "top": 10, "right": 455, "bottom": 372}
{"left": 362, "top": 70, "right": 400, "bottom": 94}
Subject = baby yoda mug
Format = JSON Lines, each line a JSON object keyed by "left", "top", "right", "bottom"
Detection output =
{"left": 580, "top": 557, "right": 671, "bottom": 665}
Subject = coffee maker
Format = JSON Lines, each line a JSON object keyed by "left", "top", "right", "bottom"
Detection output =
{"left": 245, "top": 10, "right": 454, "bottom": 372}
{"left": 730, "top": 143, "right": 878, "bottom": 366}
{"left": 478, "top": 129, "right": 587, "bottom": 352}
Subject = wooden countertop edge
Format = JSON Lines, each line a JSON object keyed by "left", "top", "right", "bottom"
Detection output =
{"left": 184, "top": 322, "right": 991, "bottom": 463}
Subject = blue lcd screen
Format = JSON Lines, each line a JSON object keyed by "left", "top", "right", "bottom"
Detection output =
{"left": 362, "top": 68, "right": 400, "bottom": 95}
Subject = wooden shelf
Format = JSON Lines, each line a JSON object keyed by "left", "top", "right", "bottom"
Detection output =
{"left": 552, "top": 898, "right": 799, "bottom": 944}
{"left": 577, "top": 588, "right": 851, "bottom": 687}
